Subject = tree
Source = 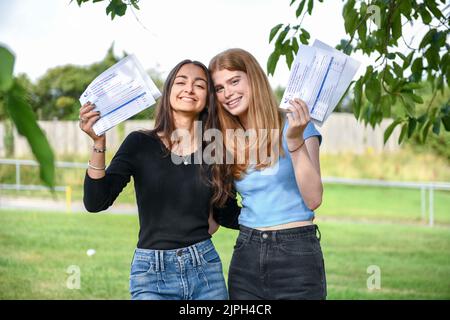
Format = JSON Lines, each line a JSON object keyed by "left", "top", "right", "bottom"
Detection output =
{"left": 268, "top": 0, "right": 449, "bottom": 144}
{"left": 33, "top": 44, "right": 122, "bottom": 120}
{"left": 74, "top": 0, "right": 449, "bottom": 145}
{"left": 0, "top": 45, "right": 54, "bottom": 188}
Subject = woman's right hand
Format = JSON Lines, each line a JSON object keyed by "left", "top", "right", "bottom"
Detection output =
{"left": 79, "top": 102, "right": 104, "bottom": 142}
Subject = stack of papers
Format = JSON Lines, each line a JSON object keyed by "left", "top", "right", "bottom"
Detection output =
{"left": 279, "top": 40, "right": 361, "bottom": 126}
{"left": 79, "top": 54, "right": 161, "bottom": 136}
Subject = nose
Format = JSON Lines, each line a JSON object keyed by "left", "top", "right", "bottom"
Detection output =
{"left": 184, "top": 83, "right": 194, "bottom": 94}
{"left": 223, "top": 86, "right": 232, "bottom": 99}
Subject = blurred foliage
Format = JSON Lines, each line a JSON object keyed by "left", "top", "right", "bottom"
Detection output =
{"left": 0, "top": 44, "right": 165, "bottom": 121}
{"left": 269, "top": 0, "right": 450, "bottom": 145}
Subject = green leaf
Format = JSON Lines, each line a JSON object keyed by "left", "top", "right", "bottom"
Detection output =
{"left": 380, "top": 94, "right": 392, "bottom": 117}
{"left": 407, "top": 117, "right": 417, "bottom": 138}
{"left": 432, "top": 117, "right": 441, "bottom": 135}
{"left": 402, "top": 52, "right": 414, "bottom": 69}
{"left": 384, "top": 118, "right": 402, "bottom": 144}
{"left": 442, "top": 114, "right": 450, "bottom": 131}
{"left": 307, "top": 0, "right": 314, "bottom": 15}
{"left": 419, "top": 29, "right": 437, "bottom": 49}
{"left": 365, "top": 76, "right": 381, "bottom": 105}
{"left": 269, "top": 24, "right": 284, "bottom": 43}
{"left": 393, "top": 62, "right": 403, "bottom": 78}
{"left": 295, "top": 0, "right": 306, "bottom": 17}
{"left": 424, "top": 47, "right": 439, "bottom": 70}
{"left": 0, "top": 46, "right": 15, "bottom": 91}
{"left": 292, "top": 37, "right": 299, "bottom": 53}
{"left": 275, "top": 26, "right": 290, "bottom": 46}
{"left": 391, "top": 12, "right": 402, "bottom": 41}
{"left": 5, "top": 81, "right": 55, "bottom": 188}
{"left": 398, "top": 123, "right": 408, "bottom": 144}
{"left": 421, "top": 119, "right": 433, "bottom": 142}
{"left": 353, "top": 79, "right": 363, "bottom": 119}
{"left": 285, "top": 48, "right": 295, "bottom": 69}
{"left": 267, "top": 50, "right": 280, "bottom": 76}
{"left": 344, "top": 7, "right": 358, "bottom": 34}
{"left": 419, "top": 5, "right": 432, "bottom": 24}
{"left": 425, "top": 0, "right": 444, "bottom": 19}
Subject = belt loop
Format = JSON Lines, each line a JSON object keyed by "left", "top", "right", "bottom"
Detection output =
{"left": 193, "top": 245, "right": 201, "bottom": 266}
{"left": 130, "top": 249, "right": 136, "bottom": 267}
{"left": 188, "top": 247, "right": 196, "bottom": 267}
{"left": 155, "top": 250, "right": 160, "bottom": 272}
{"left": 248, "top": 227, "right": 254, "bottom": 242}
{"left": 315, "top": 225, "right": 321, "bottom": 241}
{"left": 159, "top": 251, "right": 165, "bottom": 272}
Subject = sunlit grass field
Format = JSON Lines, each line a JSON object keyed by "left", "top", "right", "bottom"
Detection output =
{"left": 0, "top": 209, "right": 449, "bottom": 300}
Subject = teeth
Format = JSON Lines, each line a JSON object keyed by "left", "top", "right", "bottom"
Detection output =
{"left": 227, "top": 97, "right": 241, "bottom": 107}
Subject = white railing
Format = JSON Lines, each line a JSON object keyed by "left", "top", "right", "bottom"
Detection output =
{"left": 1, "top": 159, "right": 449, "bottom": 226}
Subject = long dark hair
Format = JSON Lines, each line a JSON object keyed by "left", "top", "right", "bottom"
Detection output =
{"left": 146, "top": 60, "right": 232, "bottom": 209}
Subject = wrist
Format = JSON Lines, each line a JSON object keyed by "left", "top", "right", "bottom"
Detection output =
{"left": 287, "top": 138, "right": 305, "bottom": 153}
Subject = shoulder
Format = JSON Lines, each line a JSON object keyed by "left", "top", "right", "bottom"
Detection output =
{"left": 119, "top": 130, "right": 159, "bottom": 151}
{"left": 303, "top": 122, "right": 322, "bottom": 145}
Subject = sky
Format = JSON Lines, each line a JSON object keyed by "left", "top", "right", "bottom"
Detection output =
{"left": 0, "top": 0, "right": 398, "bottom": 87}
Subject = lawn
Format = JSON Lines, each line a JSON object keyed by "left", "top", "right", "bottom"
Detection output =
{"left": 0, "top": 209, "right": 449, "bottom": 299}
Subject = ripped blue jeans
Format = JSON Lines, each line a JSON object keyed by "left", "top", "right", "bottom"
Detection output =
{"left": 129, "top": 239, "right": 228, "bottom": 300}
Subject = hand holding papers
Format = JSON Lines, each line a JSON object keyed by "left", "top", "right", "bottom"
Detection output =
{"left": 279, "top": 40, "right": 361, "bottom": 126}
{"left": 79, "top": 54, "right": 161, "bottom": 136}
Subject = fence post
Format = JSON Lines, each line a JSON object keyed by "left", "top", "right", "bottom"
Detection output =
{"left": 15, "top": 161, "right": 20, "bottom": 191}
{"left": 420, "top": 187, "right": 426, "bottom": 221}
{"left": 66, "top": 186, "right": 72, "bottom": 213}
{"left": 428, "top": 186, "right": 434, "bottom": 227}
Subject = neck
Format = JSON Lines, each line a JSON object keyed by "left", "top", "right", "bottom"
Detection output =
{"left": 173, "top": 111, "right": 198, "bottom": 135}
{"left": 171, "top": 111, "right": 200, "bottom": 154}
{"left": 238, "top": 111, "right": 248, "bottom": 130}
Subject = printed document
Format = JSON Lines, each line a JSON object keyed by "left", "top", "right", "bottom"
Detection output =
{"left": 279, "top": 40, "right": 360, "bottom": 126}
{"left": 79, "top": 54, "right": 161, "bottom": 136}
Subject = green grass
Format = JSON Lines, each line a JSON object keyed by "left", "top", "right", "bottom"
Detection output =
{"left": 0, "top": 209, "right": 449, "bottom": 299}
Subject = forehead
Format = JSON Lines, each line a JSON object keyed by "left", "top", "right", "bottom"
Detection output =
{"left": 212, "top": 69, "right": 246, "bottom": 84}
{"left": 175, "top": 63, "right": 206, "bottom": 79}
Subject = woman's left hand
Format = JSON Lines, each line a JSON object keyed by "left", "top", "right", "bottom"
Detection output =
{"left": 286, "top": 98, "right": 310, "bottom": 150}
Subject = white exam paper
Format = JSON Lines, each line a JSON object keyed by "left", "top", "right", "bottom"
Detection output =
{"left": 279, "top": 40, "right": 360, "bottom": 126}
{"left": 79, "top": 54, "right": 161, "bottom": 136}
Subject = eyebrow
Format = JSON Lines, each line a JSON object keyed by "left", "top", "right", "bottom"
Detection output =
{"left": 175, "top": 75, "right": 207, "bottom": 83}
{"left": 215, "top": 76, "right": 241, "bottom": 88}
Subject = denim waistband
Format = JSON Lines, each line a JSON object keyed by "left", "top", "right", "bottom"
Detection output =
{"left": 132, "top": 238, "right": 214, "bottom": 271}
{"left": 239, "top": 224, "right": 320, "bottom": 242}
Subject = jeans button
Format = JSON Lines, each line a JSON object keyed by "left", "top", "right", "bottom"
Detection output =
{"left": 176, "top": 250, "right": 183, "bottom": 256}
{"left": 262, "top": 233, "right": 268, "bottom": 239}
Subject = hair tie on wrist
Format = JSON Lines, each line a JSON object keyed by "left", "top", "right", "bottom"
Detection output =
{"left": 288, "top": 140, "right": 305, "bottom": 153}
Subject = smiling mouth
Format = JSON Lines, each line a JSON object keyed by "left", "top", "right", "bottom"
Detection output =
{"left": 226, "top": 97, "right": 242, "bottom": 109}
{"left": 180, "top": 97, "right": 196, "bottom": 102}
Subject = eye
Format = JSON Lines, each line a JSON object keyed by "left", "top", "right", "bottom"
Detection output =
{"left": 215, "top": 87, "right": 224, "bottom": 93}
{"left": 195, "top": 84, "right": 205, "bottom": 89}
{"left": 232, "top": 79, "right": 240, "bottom": 85}
{"left": 175, "top": 82, "right": 185, "bottom": 86}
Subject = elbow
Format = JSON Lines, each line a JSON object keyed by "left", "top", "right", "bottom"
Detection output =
{"left": 307, "top": 197, "right": 322, "bottom": 211}
{"left": 83, "top": 198, "right": 104, "bottom": 213}
{"left": 306, "top": 189, "right": 323, "bottom": 211}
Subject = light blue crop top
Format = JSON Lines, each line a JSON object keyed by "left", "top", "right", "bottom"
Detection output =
{"left": 235, "top": 120, "right": 322, "bottom": 228}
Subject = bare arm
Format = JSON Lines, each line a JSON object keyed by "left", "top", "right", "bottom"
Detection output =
{"left": 79, "top": 102, "right": 106, "bottom": 179}
{"left": 285, "top": 99, "right": 323, "bottom": 210}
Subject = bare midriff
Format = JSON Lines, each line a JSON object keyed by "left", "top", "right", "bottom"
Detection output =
{"left": 255, "top": 220, "right": 313, "bottom": 231}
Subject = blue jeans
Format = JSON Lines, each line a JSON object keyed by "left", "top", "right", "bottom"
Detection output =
{"left": 129, "top": 239, "right": 228, "bottom": 300}
{"left": 228, "top": 224, "right": 327, "bottom": 300}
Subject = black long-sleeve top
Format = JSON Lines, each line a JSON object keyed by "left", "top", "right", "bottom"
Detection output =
{"left": 83, "top": 131, "right": 240, "bottom": 250}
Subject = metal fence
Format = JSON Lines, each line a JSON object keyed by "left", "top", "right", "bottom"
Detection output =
{"left": 1, "top": 158, "right": 449, "bottom": 226}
